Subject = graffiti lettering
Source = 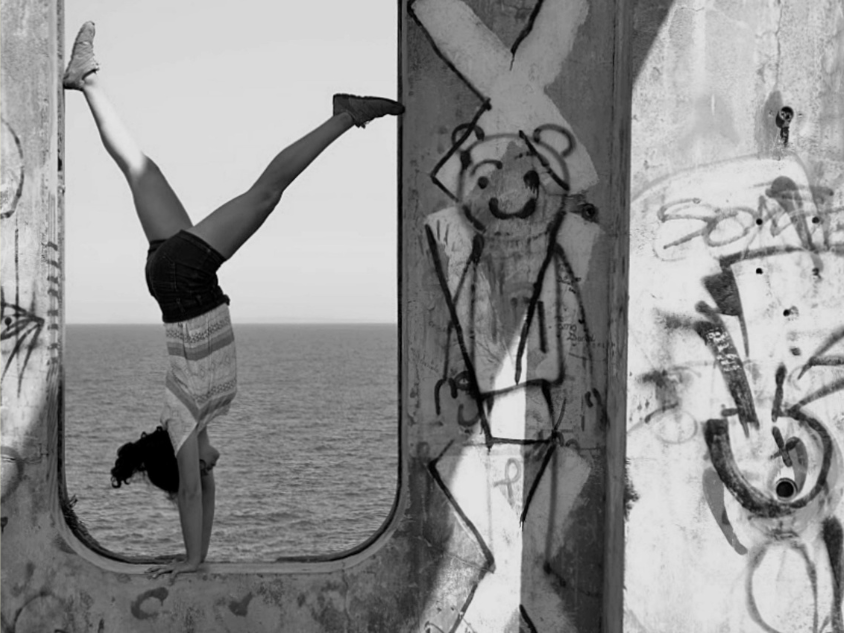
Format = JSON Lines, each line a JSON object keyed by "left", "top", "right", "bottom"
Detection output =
{"left": 658, "top": 190, "right": 844, "bottom": 253}
{"left": 628, "top": 149, "right": 844, "bottom": 631}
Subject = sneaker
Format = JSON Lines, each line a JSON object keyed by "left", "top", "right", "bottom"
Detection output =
{"left": 333, "top": 94, "right": 405, "bottom": 128}
{"left": 63, "top": 22, "right": 99, "bottom": 90}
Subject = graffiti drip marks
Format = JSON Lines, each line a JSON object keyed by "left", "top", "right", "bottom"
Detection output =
{"left": 823, "top": 517, "right": 844, "bottom": 633}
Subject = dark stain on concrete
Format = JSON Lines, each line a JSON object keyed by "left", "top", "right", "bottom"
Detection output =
{"left": 53, "top": 534, "right": 74, "bottom": 554}
{"left": 311, "top": 585, "right": 346, "bottom": 632}
{"left": 11, "top": 562, "right": 35, "bottom": 597}
{"left": 1, "top": 446, "right": 25, "bottom": 502}
{"left": 13, "top": 591, "right": 69, "bottom": 633}
{"left": 756, "top": 90, "right": 784, "bottom": 154}
{"left": 623, "top": 462, "right": 639, "bottom": 519}
{"left": 228, "top": 592, "right": 253, "bottom": 617}
{"left": 702, "top": 467, "right": 747, "bottom": 555}
{"left": 181, "top": 606, "right": 200, "bottom": 633}
{"left": 544, "top": 467, "right": 604, "bottom": 633}
{"left": 130, "top": 587, "right": 169, "bottom": 620}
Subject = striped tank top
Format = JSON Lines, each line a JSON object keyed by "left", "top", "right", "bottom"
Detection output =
{"left": 161, "top": 303, "right": 238, "bottom": 455}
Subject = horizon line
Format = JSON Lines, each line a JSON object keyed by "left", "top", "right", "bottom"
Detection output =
{"left": 65, "top": 321, "right": 399, "bottom": 326}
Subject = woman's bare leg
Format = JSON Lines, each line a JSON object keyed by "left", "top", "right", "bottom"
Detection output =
{"left": 66, "top": 23, "right": 192, "bottom": 242}
{"left": 189, "top": 94, "right": 403, "bottom": 260}
{"left": 186, "top": 113, "right": 354, "bottom": 260}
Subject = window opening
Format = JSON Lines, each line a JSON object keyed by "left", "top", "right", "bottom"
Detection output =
{"left": 63, "top": 2, "right": 399, "bottom": 561}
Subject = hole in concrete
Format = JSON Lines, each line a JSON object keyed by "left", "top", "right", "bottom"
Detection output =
{"left": 775, "top": 478, "right": 797, "bottom": 500}
{"left": 755, "top": 218, "right": 763, "bottom": 226}
{"left": 777, "top": 106, "right": 794, "bottom": 127}
{"left": 756, "top": 268, "right": 763, "bottom": 275}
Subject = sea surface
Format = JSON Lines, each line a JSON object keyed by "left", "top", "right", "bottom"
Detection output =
{"left": 64, "top": 323, "right": 398, "bottom": 562}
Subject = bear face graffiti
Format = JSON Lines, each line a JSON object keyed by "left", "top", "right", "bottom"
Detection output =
{"left": 455, "top": 124, "right": 577, "bottom": 239}
{"left": 425, "top": 120, "right": 602, "bottom": 417}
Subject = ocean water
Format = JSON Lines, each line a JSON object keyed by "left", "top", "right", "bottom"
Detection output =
{"left": 63, "top": 323, "right": 398, "bottom": 562}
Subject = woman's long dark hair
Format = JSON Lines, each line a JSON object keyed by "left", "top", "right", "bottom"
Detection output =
{"left": 110, "top": 426, "right": 179, "bottom": 497}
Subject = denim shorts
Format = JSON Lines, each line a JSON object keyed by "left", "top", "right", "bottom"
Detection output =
{"left": 145, "top": 230, "right": 230, "bottom": 324}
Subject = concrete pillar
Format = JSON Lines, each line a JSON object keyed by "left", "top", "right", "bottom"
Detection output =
{"left": 1, "top": 0, "right": 67, "bottom": 626}
{"left": 625, "top": 1, "right": 844, "bottom": 631}
{"left": 405, "top": 0, "right": 630, "bottom": 630}
{"left": 1, "top": 0, "right": 629, "bottom": 631}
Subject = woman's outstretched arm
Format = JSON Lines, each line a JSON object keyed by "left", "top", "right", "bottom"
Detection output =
{"left": 148, "top": 432, "right": 204, "bottom": 579}
{"left": 200, "top": 472, "right": 216, "bottom": 562}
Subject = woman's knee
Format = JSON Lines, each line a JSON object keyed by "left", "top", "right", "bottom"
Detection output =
{"left": 125, "top": 154, "right": 160, "bottom": 185}
{"left": 246, "top": 183, "right": 284, "bottom": 216}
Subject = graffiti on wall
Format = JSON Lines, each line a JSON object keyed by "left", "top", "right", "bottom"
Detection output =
{"left": 424, "top": 123, "right": 601, "bottom": 442}
{"left": 411, "top": 0, "right": 598, "bottom": 200}
{"left": 1, "top": 290, "right": 46, "bottom": 396}
{"left": 0, "top": 112, "right": 61, "bottom": 556}
{"left": 1, "top": 119, "right": 25, "bottom": 220}
{"left": 412, "top": 0, "right": 605, "bottom": 629}
{"left": 629, "top": 155, "right": 844, "bottom": 632}
{"left": 0, "top": 115, "right": 60, "bottom": 396}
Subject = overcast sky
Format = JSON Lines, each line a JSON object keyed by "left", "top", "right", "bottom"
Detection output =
{"left": 64, "top": 1, "right": 399, "bottom": 323}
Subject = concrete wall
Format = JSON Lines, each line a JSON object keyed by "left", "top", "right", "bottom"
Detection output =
{"left": 1, "top": 1, "right": 627, "bottom": 632}
{"left": 406, "top": 0, "right": 627, "bottom": 630}
{"left": 625, "top": 1, "right": 844, "bottom": 631}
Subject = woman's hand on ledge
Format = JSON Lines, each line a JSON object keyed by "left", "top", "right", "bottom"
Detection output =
{"left": 147, "top": 558, "right": 202, "bottom": 582}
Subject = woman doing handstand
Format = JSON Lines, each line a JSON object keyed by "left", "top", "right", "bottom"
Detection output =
{"left": 63, "top": 22, "right": 404, "bottom": 579}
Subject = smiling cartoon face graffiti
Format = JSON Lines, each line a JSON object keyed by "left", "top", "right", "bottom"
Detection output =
{"left": 425, "top": 122, "right": 601, "bottom": 400}
{"left": 456, "top": 126, "right": 573, "bottom": 240}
